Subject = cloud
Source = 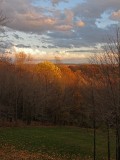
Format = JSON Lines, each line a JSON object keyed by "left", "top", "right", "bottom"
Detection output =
{"left": 76, "top": 20, "right": 85, "bottom": 27}
{"left": 51, "top": 0, "right": 68, "bottom": 6}
{"left": 8, "top": 11, "right": 57, "bottom": 33}
{"left": 2, "top": 0, "right": 115, "bottom": 35}
{"left": 64, "top": 9, "right": 74, "bottom": 24}
{"left": 0, "top": 41, "right": 13, "bottom": 53}
{"left": 111, "top": 10, "right": 120, "bottom": 21}
{"left": 15, "top": 44, "right": 31, "bottom": 48}
{"left": 1, "top": 1, "right": 77, "bottom": 34}
{"left": 66, "top": 49, "right": 99, "bottom": 53}
{"left": 13, "top": 33, "right": 23, "bottom": 40}
{"left": 55, "top": 25, "right": 73, "bottom": 31}
{"left": 73, "top": 0, "right": 120, "bottom": 19}
{"left": 1, "top": 0, "right": 57, "bottom": 33}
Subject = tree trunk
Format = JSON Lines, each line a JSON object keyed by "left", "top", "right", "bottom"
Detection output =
{"left": 91, "top": 82, "right": 96, "bottom": 160}
{"left": 107, "top": 122, "right": 110, "bottom": 160}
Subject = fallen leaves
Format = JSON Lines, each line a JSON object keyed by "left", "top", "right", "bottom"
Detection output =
{"left": 0, "top": 144, "right": 93, "bottom": 160}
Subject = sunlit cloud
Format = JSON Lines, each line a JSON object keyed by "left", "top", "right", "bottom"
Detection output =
{"left": 55, "top": 25, "right": 73, "bottom": 31}
{"left": 111, "top": 10, "right": 120, "bottom": 21}
{"left": 76, "top": 20, "right": 85, "bottom": 27}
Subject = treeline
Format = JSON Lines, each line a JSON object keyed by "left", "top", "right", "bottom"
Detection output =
{"left": 0, "top": 52, "right": 118, "bottom": 129}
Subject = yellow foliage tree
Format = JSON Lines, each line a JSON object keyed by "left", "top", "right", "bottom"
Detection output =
{"left": 35, "top": 61, "right": 62, "bottom": 83}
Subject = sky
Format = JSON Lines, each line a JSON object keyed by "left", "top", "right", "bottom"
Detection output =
{"left": 0, "top": 0, "right": 120, "bottom": 63}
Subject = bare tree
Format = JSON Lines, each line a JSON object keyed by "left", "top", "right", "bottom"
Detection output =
{"left": 91, "top": 27, "right": 120, "bottom": 160}
{"left": 101, "top": 28, "right": 120, "bottom": 160}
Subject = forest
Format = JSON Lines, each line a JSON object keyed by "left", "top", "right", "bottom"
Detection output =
{"left": 0, "top": 52, "right": 118, "bottom": 127}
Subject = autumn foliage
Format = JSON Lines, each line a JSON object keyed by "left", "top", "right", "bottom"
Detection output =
{"left": 0, "top": 52, "right": 119, "bottom": 128}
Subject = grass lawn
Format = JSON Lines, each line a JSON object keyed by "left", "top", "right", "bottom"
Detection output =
{"left": 0, "top": 126, "right": 115, "bottom": 160}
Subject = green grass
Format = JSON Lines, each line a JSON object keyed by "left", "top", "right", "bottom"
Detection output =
{"left": 0, "top": 126, "right": 115, "bottom": 159}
